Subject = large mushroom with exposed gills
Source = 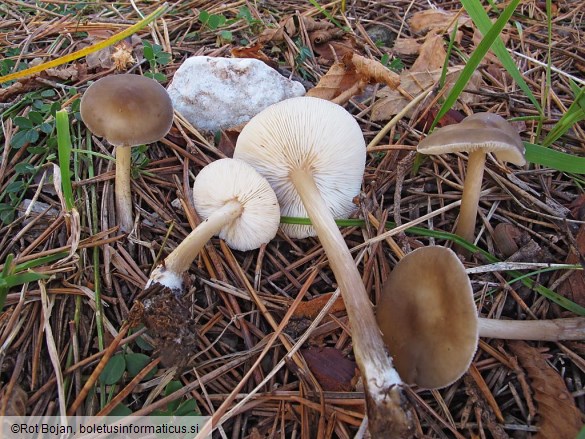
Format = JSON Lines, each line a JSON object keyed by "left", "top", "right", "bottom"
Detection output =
{"left": 234, "top": 96, "right": 414, "bottom": 437}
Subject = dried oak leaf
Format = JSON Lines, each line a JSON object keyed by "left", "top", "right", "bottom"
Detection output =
{"left": 508, "top": 341, "right": 583, "bottom": 439}
{"left": 393, "top": 38, "right": 422, "bottom": 56}
{"left": 307, "top": 52, "right": 399, "bottom": 103}
{"left": 311, "top": 30, "right": 357, "bottom": 63}
{"left": 372, "top": 66, "right": 481, "bottom": 121}
{"left": 231, "top": 42, "right": 278, "bottom": 69}
{"left": 351, "top": 53, "right": 400, "bottom": 89}
{"left": 410, "top": 31, "right": 447, "bottom": 73}
{"left": 85, "top": 29, "right": 115, "bottom": 70}
{"left": 409, "top": 9, "right": 470, "bottom": 34}
{"left": 301, "top": 347, "right": 356, "bottom": 391}
{"left": 259, "top": 15, "right": 334, "bottom": 43}
{"left": 306, "top": 57, "right": 362, "bottom": 101}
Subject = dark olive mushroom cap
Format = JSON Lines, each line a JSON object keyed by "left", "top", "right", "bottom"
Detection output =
{"left": 417, "top": 112, "right": 526, "bottom": 165}
{"left": 80, "top": 74, "right": 174, "bottom": 146}
{"left": 376, "top": 246, "right": 479, "bottom": 389}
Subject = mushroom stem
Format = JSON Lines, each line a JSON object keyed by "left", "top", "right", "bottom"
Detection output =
{"left": 455, "top": 149, "right": 486, "bottom": 246}
{"left": 164, "top": 200, "right": 243, "bottom": 275}
{"left": 289, "top": 168, "right": 411, "bottom": 435}
{"left": 115, "top": 145, "right": 134, "bottom": 233}
{"left": 478, "top": 317, "right": 585, "bottom": 341}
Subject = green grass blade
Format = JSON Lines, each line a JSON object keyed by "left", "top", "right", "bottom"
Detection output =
{"left": 56, "top": 109, "right": 75, "bottom": 211}
{"left": 4, "top": 271, "right": 49, "bottom": 288}
{"left": 541, "top": 85, "right": 585, "bottom": 147}
{"left": 460, "top": 0, "right": 541, "bottom": 113}
{"left": 433, "top": 0, "right": 524, "bottom": 128}
{"left": 524, "top": 142, "right": 585, "bottom": 174}
{"left": 14, "top": 252, "right": 69, "bottom": 271}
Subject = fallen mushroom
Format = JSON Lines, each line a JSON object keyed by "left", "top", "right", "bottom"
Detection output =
{"left": 417, "top": 113, "right": 525, "bottom": 249}
{"left": 376, "top": 245, "right": 585, "bottom": 389}
{"left": 234, "top": 96, "right": 414, "bottom": 436}
{"left": 147, "top": 158, "right": 280, "bottom": 292}
{"left": 80, "top": 74, "right": 174, "bottom": 233}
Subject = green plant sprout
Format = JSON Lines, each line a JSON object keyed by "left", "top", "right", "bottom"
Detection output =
{"left": 143, "top": 41, "right": 172, "bottom": 82}
{"left": 56, "top": 109, "right": 75, "bottom": 211}
{"left": 0, "top": 252, "right": 67, "bottom": 312}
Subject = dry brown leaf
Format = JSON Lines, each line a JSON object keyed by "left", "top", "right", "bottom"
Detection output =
{"left": 351, "top": 53, "right": 400, "bottom": 89}
{"left": 306, "top": 53, "right": 399, "bottom": 103}
{"left": 508, "top": 341, "right": 583, "bottom": 439}
{"left": 231, "top": 43, "right": 278, "bottom": 69}
{"left": 415, "top": 106, "right": 466, "bottom": 132}
{"left": 410, "top": 32, "right": 447, "bottom": 73}
{"left": 409, "top": 9, "right": 472, "bottom": 37}
{"left": 259, "top": 15, "right": 334, "bottom": 43}
{"left": 45, "top": 65, "right": 81, "bottom": 81}
{"left": 301, "top": 347, "right": 356, "bottom": 391}
{"left": 393, "top": 37, "right": 422, "bottom": 56}
{"left": 312, "top": 33, "right": 357, "bottom": 63}
{"left": 85, "top": 29, "right": 115, "bottom": 70}
{"left": 371, "top": 66, "right": 481, "bottom": 121}
{"left": 217, "top": 126, "right": 243, "bottom": 158}
{"left": 291, "top": 292, "right": 346, "bottom": 319}
{"left": 306, "top": 59, "right": 362, "bottom": 101}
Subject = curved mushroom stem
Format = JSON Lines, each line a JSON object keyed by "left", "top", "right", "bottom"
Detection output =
{"left": 479, "top": 317, "right": 585, "bottom": 341}
{"left": 289, "top": 168, "right": 413, "bottom": 437}
{"left": 115, "top": 145, "right": 134, "bottom": 233}
{"left": 455, "top": 149, "right": 486, "bottom": 248}
{"left": 148, "top": 200, "right": 243, "bottom": 289}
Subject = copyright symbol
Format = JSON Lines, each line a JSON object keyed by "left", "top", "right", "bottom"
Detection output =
{"left": 11, "top": 424, "right": 19, "bottom": 433}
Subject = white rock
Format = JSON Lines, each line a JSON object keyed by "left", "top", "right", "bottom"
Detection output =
{"left": 167, "top": 56, "right": 305, "bottom": 132}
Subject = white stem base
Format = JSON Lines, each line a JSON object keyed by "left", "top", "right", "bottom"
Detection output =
{"left": 147, "top": 200, "right": 243, "bottom": 290}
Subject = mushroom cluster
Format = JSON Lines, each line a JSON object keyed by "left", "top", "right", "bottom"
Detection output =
{"left": 80, "top": 74, "right": 174, "bottom": 233}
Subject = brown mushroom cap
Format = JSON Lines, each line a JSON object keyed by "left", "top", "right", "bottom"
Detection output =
{"left": 80, "top": 74, "right": 174, "bottom": 146}
{"left": 376, "top": 246, "right": 479, "bottom": 389}
{"left": 417, "top": 112, "right": 526, "bottom": 165}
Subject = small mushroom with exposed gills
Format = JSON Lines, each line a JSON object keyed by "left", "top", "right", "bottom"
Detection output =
{"left": 377, "top": 245, "right": 585, "bottom": 389}
{"left": 234, "top": 96, "right": 414, "bottom": 437}
{"left": 417, "top": 113, "right": 525, "bottom": 249}
{"left": 80, "top": 74, "right": 174, "bottom": 233}
{"left": 147, "top": 158, "right": 280, "bottom": 293}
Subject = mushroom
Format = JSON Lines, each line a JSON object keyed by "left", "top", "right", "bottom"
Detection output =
{"left": 377, "top": 245, "right": 585, "bottom": 389}
{"left": 147, "top": 158, "right": 280, "bottom": 292}
{"left": 80, "top": 74, "right": 174, "bottom": 233}
{"left": 417, "top": 113, "right": 526, "bottom": 248}
{"left": 234, "top": 96, "right": 413, "bottom": 436}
